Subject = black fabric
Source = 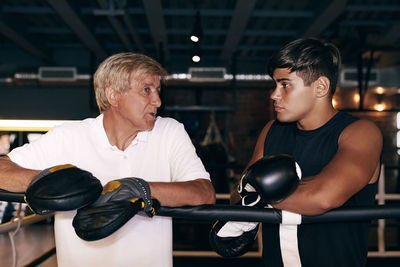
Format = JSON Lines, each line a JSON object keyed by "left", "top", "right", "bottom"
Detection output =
{"left": 262, "top": 111, "right": 377, "bottom": 267}
{"left": 25, "top": 165, "right": 102, "bottom": 215}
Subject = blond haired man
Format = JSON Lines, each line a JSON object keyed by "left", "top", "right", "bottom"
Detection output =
{"left": 0, "top": 53, "right": 215, "bottom": 267}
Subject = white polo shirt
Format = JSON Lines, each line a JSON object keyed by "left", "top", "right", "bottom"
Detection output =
{"left": 8, "top": 114, "right": 210, "bottom": 267}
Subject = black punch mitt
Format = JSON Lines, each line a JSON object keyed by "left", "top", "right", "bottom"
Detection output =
{"left": 25, "top": 164, "right": 102, "bottom": 215}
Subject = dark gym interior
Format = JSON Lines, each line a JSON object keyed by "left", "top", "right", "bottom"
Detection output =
{"left": 1, "top": 0, "right": 400, "bottom": 266}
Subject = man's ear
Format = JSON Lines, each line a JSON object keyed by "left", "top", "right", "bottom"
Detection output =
{"left": 314, "top": 76, "right": 330, "bottom": 98}
{"left": 105, "top": 87, "right": 119, "bottom": 106}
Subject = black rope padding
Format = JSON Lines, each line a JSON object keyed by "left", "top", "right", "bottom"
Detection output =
{"left": 158, "top": 204, "right": 400, "bottom": 224}
{"left": 0, "top": 189, "right": 24, "bottom": 203}
{"left": 1, "top": 190, "right": 400, "bottom": 224}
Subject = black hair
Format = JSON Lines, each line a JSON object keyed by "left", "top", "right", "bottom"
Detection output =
{"left": 267, "top": 38, "right": 341, "bottom": 94}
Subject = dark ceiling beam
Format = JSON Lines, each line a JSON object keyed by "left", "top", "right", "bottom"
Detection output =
{"left": 0, "top": 21, "right": 50, "bottom": 62}
{"left": 2, "top": 6, "right": 54, "bottom": 14}
{"left": 115, "top": 0, "right": 145, "bottom": 53}
{"left": 96, "top": 0, "right": 134, "bottom": 52}
{"left": 383, "top": 25, "right": 400, "bottom": 45}
{"left": 346, "top": 4, "right": 400, "bottom": 12}
{"left": 4, "top": 5, "right": 313, "bottom": 18}
{"left": 27, "top": 26, "right": 296, "bottom": 38}
{"left": 365, "top": 24, "right": 400, "bottom": 52}
{"left": 142, "top": 0, "right": 169, "bottom": 60}
{"left": 252, "top": 9, "right": 312, "bottom": 17}
{"left": 46, "top": 0, "right": 107, "bottom": 60}
{"left": 121, "top": 15, "right": 145, "bottom": 53}
{"left": 220, "top": 0, "right": 257, "bottom": 61}
{"left": 303, "top": 0, "right": 348, "bottom": 37}
{"left": 245, "top": 29, "right": 297, "bottom": 37}
{"left": 340, "top": 20, "right": 387, "bottom": 27}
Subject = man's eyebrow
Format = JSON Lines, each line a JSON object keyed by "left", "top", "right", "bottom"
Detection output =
{"left": 276, "top": 78, "right": 291, "bottom": 82}
{"left": 142, "top": 82, "right": 161, "bottom": 90}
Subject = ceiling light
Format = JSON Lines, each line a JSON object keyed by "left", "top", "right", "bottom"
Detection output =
{"left": 375, "top": 86, "right": 385, "bottom": 94}
{"left": 190, "top": 11, "right": 203, "bottom": 43}
{"left": 190, "top": 35, "right": 199, "bottom": 43}
{"left": 192, "top": 55, "right": 201, "bottom": 63}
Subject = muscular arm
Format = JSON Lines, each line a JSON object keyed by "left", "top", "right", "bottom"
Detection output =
{"left": 149, "top": 178, "right": 216, "bottom": 206}
{"left": 273, "top": 119, "right": 382, "bottom": 215}
{"left": 0, "top": 156, "right": 39, "bottom": 192}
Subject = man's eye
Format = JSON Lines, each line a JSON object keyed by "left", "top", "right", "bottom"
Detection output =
{"left": 282, "top": 83, "right": 289, "bottom": 88}
{"left": 143, "top": 87, "right": 150, "bottom": 93}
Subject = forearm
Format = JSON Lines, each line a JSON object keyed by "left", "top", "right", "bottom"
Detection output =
{"left": 0, "top": 156, "right": 39, "bottom": 192}
{"left": 272, "top": 179, "right": 335, "bottom": 216}
{"left": 149, "top": 178, "right": 216, "bottom": 207}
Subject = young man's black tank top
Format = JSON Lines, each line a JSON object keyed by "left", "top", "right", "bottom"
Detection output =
{"left": 261, "top": 111, "right": 378, "bottom": 267}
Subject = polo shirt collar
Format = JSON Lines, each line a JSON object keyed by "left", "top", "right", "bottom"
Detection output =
{"left": 92, "top": 114, "right": 150, "bottom": 150}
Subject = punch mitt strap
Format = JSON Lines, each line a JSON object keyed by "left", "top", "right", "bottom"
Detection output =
{"left": 96, "top": 177, "right": 155, "bottom": 217}
{"left": 72, "top": 177, "right": 160, "bottom": 241}
{"left": 25, "top": 164, "right": 102, "bottom": 215}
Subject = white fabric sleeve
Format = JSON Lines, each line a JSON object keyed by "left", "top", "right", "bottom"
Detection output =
{"left": 167, "top": 121, "right": 210, "bottom": 182}
{"left": 8, "top": 125, "right": 70, "bottom": 170}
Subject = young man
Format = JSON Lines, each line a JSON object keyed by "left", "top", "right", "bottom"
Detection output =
{"left": 0, "top": 53, "right": 215, "bottom": 266}
{"left": 245, "top": 38, "right": 382, "bottom": 266}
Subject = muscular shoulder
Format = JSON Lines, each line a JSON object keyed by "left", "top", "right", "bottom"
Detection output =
{"left": 339, "top": 119, "right": 382, "bottom": 149}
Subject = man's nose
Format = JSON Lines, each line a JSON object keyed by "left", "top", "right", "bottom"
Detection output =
{"left": 151, "top": 92, "right": 162, "bottom": 107}
{"left": 270, "top": 87, "right": 280, "bottom": 101}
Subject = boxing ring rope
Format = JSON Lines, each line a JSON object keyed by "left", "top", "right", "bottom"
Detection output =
{"left": 2, "top": 190, "right": 400, "bottom": 260}
{"left": 158, "top": 204, "right": 400, "bottom": 223}
{"left": 1, "top": 189, "right": 400, "bottom": 227}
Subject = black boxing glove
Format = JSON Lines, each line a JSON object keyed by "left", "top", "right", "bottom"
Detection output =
{"left": 243, "top": 154, "right": 301, "bottom": 204}
{"left": 209, "top": 193, "right": 261, "bottom": 257}
{"left": 25, "top": 164, "right": 102, "bottom": 215}
{"left": 73, "top": 177, "right": 160, "bottom": 241}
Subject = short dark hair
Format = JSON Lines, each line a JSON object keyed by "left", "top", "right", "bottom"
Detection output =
{"left": 267, "top": 38, "right": 341, "bottom": 94}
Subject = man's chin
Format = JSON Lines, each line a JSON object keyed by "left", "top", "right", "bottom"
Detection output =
{"left": 276, "top": 113, "right": 295, "bottom": 123}
{"left": 144, "top": 121, "right": 156, "bottom": 130}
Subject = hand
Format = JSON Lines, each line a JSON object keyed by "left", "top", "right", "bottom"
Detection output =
{"left": 242, "top": 154, "right": 301, "bottom": 204}
{"left": 97, "top": 177, "right": 156, "bottom": 217}
{"left": 209, "top": 154, "right": 301, "bottom": 257}
{"left": 73, "top": 177, "right": 160, "bottom": 241}
{"left": 25, "top": 164, "right": 102, "bottom": 215}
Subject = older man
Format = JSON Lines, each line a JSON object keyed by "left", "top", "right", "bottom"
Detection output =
{"left": 0, "top": 52, "right": 215, "bottom": 267}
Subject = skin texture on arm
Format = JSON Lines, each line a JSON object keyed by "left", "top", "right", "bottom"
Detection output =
{"left": 0, "top": 155, "right": 39, "bottom": 192}
{"left": 273, "top": 119, "right": 382, "bottom": 215}
{"left": 149, "top": 178, "right": 216, "bottom": 207}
